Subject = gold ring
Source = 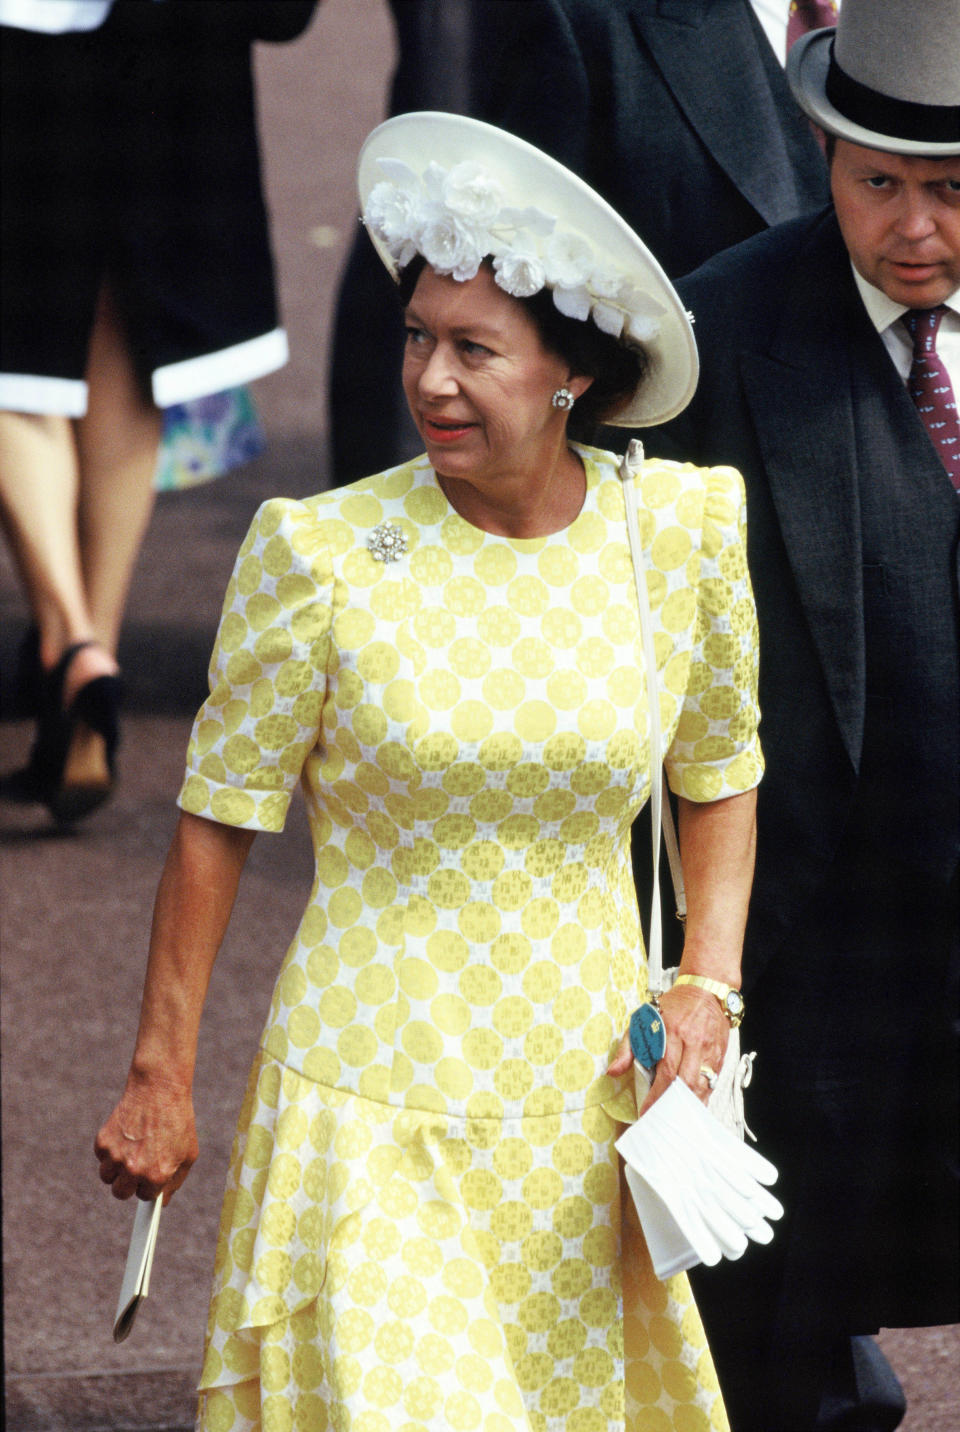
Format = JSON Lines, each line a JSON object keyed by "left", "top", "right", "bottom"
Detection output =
{"left": 699, "top": 1064, "right": 718, "bottom": 1090}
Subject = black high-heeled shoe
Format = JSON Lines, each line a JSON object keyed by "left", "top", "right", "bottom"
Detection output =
{"left": 25, "top": 641, "right": 122, "bottom": 823}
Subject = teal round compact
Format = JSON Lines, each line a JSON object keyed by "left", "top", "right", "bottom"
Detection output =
{"left": 629, "top": 1001, "right": 667, "bottom": 1069}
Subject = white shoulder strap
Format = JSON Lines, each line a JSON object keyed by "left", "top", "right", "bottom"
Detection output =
{"left": 617, "top": 441, "right": 686, "bottom": 996}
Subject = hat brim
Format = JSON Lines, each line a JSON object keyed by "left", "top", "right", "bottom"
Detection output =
{"left": 357, "top": 112, "right": 698, "bottom": 427}
{"left": 787, "top": 31, "right": 960, "bottom": 157}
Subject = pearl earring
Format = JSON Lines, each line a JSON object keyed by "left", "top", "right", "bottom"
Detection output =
{"left": 551, "top": 387, "right": 575, "bottom": 411}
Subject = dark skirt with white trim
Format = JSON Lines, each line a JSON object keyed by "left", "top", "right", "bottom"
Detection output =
{"left": 0, "top": 2, "right": 302, "bottom": 416}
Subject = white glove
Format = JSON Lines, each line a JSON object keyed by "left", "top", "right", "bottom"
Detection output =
{"left": 653, "top": 1088, "right": 782, "bottom": 1220}
{"left": 622, "top": 1162, "right": 716, "bottom": 1277}
{"left": 622, "top": 1136, "right": 748, "bottom": 1272}
{"left": 616, "top": 1078, "right": 784, "bottom": 1280}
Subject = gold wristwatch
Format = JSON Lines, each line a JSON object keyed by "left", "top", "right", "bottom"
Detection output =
{"left": 674, "top": 974, "right": 745, "bottom": 1027}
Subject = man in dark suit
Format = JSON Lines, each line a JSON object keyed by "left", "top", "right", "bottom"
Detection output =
{"left": 329, "top": 0, "right": 830, "bottom": 483}
{"left": 643, "top": 3, "right": 960, "bottom": 1427}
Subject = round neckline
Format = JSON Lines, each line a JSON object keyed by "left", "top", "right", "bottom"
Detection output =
{"left": 427, "top": 446, "right": 601, "bottom": 549}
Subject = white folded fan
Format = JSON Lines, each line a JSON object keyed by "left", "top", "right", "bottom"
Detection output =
{"left": 113, "top": 1196, "right": 163, "bottom": 1343}
{"left": 616, "top": 1078, "right": 783, "bottom": 1279}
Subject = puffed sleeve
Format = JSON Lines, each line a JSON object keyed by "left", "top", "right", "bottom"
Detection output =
{"left": 664, "top": 466, "right": 764, "bottom": 803}
{"left": 177, "top": 497, "right": 336, "bottom": 832}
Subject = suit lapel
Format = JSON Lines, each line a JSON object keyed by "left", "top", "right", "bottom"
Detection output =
{"left": 739, "top": 215, "right": 868, "bottom": 771}
{"left": 632, "top": 0, "right": 827, "bottom": 225}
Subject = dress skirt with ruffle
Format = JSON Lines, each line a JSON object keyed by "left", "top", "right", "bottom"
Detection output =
{"left": 196, "top": 1054, "right": 728, "bottom": 1432}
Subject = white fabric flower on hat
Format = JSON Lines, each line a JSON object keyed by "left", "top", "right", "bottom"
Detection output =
{"left": 552, "top": 284, "right": 593, "bottom": 322}
{"left": 626, "top": 311, "right": 661, "bottom": 343}
{"left": 418, "top": 209, "right": 485, "bottom": 282}
{"left": 544, "top": 229, "right": 596, "bottom": 289}
{"left": 500, "top": 205, "right": 555, "bottom": 238}
{"left": 589, "top": 268, "right": 623, "bottom": 301}
{"left": 619, "top": 281, "right": 665, "bottom": 341}
{"left": 544, "top": 230, "right": 596, "bottom": 322}
{"left": 493, "top": 242, "right": 547, "bottom": 299}
{"left": 365, "top": 180, "right": 421, "bottom": 267}
{"left": 591, "top": 301, "right": 625, "bottom": 338}
{"left": 442, "top": 160, "right": 506, "bottom": 224}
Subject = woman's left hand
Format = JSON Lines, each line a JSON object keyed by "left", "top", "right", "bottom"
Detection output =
{"left": 607, "top": 982, "right": 728, "bottom": 1115}
{"left": 609, "top": 790, "right": 754, "bottom": 1115}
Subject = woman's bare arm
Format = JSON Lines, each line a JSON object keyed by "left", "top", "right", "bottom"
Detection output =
{"left": 608, "top": 787, "right": 756, "bottom": 1112}
{"left": 94, "top": 810, "right": 255, "bottom": 1200}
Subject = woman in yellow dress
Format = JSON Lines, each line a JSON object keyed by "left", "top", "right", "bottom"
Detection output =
{"left": 96, "top": 114, "right": 763, "bottom": 1432}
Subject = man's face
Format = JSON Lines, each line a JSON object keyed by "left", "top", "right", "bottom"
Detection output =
{"left": 831, "top": 139, "right": 960, "bottom": 308}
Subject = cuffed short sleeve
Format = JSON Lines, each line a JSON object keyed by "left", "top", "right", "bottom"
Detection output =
{"left": 664, "top": 465, "right": 763, "bottom": 803}
{"left": 178, "top": 497, "right": 336, "bottom": 832}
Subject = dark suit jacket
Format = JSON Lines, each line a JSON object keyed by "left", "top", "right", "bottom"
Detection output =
{"left": 471, "top": 0, "right": 829, "bottom": 278}
{"left": 647, "top": 209, "right": 960, "bottom": 979}
{"left": 645, "top": 208, "right": 960, "bottom": 1337}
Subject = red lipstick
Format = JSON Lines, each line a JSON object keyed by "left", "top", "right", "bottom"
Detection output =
{"left": 423, "top": 416, "right": 474, "bottom": 443}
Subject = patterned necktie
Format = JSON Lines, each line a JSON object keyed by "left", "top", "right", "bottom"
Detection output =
{"left": 903, "top": 307, "right": 960, "bottom": 491}
{"left": 787, "top": 0, "right": 838, "bottom": 51}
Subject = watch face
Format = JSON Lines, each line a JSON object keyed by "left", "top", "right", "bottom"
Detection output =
{"left": 725, "top": 991, "right": 744, "bottom": 1017}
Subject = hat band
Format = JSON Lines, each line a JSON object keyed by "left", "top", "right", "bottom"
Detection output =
{"left": 825, "top": 48, "right": 960, "bottom": 145}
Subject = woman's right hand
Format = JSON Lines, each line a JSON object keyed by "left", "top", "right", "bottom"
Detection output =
{"left": 94, "top": 1071, "right": 199, "bottom": 1203}
{"left": 93, "top": 812, "right": 255, "bottom": 1203}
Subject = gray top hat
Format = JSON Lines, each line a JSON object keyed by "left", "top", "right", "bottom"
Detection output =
{"left": 788, "top": 0, "right": 960, "bottom": 156}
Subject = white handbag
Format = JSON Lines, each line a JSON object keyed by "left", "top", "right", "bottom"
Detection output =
{"left": 614, "top": 440, "right": 782, "bottom": 1277}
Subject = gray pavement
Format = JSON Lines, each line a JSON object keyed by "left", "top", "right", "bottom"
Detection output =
{"left": 1, "top": 2, "right": 957, "bottom": 1428}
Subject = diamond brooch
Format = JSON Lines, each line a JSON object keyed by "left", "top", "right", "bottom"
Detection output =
{"left": 366, "top": 520, "right": 408, "bottom": 563}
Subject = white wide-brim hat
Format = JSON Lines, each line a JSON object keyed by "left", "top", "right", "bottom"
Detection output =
{"left": 357, "top": 111, "right": 698, "bottom": 427}
{"left": 788, "top": 0, "right": 960, "bottom": 156}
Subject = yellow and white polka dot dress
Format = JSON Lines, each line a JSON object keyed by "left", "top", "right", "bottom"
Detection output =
{"left": 179, "top": 446, "right": 762, "bottom": 1432}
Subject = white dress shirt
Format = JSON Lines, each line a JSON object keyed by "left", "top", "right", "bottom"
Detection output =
{"left": 852, "top": 267, "right": 960, "bottom": 397}
{"left": 750, "top": 0, "right": 840, "bottom": 67}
